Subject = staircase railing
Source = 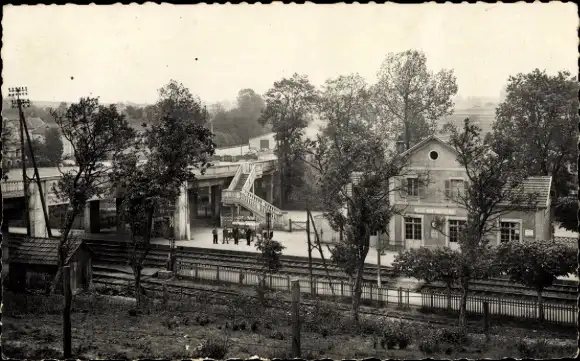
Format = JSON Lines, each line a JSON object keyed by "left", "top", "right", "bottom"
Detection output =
{"left": 222, "top": 189, "right": 286, "bottom": 226}
{"left": 228, "top": 165, "right": 243, "bottom": 191}
{"left": 242, "top": 165, "right": 257, "bottom": 193}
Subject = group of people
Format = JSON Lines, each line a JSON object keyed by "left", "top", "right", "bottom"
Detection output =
{"left": 212, "top": 226, "right": 254, "bottom": 246}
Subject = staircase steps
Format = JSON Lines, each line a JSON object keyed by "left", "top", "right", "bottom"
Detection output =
{"left": 233, "top": 173, "right": 249, "bottom": 191}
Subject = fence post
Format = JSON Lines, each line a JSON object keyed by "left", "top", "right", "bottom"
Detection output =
{"left": 430, "top": 291, "right": 434, "bottom": 309}
{"left": 291, "top": 279, "right": 301, "bottom": 358}
{"left": 194, "top": 264, "right": 199, "bottom": 280}
{"left": 385, "top": 288, "right": 388, "bottom": 306}
{"left": 239, "top": 270, "right": 244, "bottom": 284}
{"left": 397, "top": 287, "right": 402, "bottom": 307}
{"left": 216, "top": 266, "right": 220, "bottom": 282}
{"left": 369, "top": 283, "right": 373, "bottom": 304}
{"left": 289, "top": 219, "right": 292, "bottom": 232}
{"left": 269, "top": 274, "right": 273, "bottom": 289}
{"left": 287, "top": 276, "right": 291, "bottom": 291}
{"left": 340, "top": 281, "right": 344, "bottom": 297}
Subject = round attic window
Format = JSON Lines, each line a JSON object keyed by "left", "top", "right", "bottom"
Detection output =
{"left": 429, "top": 150, "right": 439, "bottom": 160}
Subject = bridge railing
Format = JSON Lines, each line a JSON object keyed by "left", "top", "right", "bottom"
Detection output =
{"left": 1, "top": 180, "right": 24, "bottom": 194}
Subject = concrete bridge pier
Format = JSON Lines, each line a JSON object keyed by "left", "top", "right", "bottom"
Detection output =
{"left": 210, "top": 185, "right": 222, "bottom": 220}
{"left": 84, "top": 200, "right": 101, "bottom": 234}
{"left": 188, "top": 190, "right": 198, "bottom": 224}
{"left": 173, "top": 183, "right": 190, "bottom": 240}
{"left": 29, "top": 181, "right": 48, "bottom": 238}
{"left": 266, "top": 174, "right": 274, "bottom": 204}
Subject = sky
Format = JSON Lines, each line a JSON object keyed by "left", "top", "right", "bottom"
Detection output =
{"left": 2, "top": 3, "right": 577, "bottom": 106}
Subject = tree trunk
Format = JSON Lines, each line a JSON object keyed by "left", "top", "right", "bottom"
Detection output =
{"left": 351, "top": 262, "right": 365, "bottom": 322}
{"left": 458, "top": 279, "right": 469, "bottom": 332}
{"left": 51, "top": 224, "right": 73, "bottom": 294}
{"left": 133, "top": 266, "right": 142, "bottom": 309}
{"left": 62, "top": 266, "right": 72, "bottom": 358}
{"left": 536, "top": 289, "right": 545, "bottom": 321}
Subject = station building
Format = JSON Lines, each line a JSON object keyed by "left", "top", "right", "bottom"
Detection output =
{"left": 372, "top": 135, "right": 552, "bottom": 251}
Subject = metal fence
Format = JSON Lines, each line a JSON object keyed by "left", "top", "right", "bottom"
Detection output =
{"left": 176, "top": 261, "right": 576, "bottom": 326}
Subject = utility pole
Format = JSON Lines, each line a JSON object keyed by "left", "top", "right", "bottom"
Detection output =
{"left": 9, "top": 87, "right": 31, "bottom": 236}
{"left": 9, "top": 86, "right": 52, "bottom": 237}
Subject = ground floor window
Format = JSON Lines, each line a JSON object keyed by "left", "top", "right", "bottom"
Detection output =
{"left": 404, "top": 217, "right": 422, "bottom": 240}
{"left": 500, "top": 221, "right": 520, "bottom": 243}
{"left": 449, "top": 219, "right": 467, "bottom": 243}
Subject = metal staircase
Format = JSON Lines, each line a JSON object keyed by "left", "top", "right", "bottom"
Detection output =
{"left": 222, "top": 163, "right": 287, "bottom": 230}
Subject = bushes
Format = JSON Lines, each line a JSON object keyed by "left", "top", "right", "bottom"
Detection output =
{"left": 417, "top": 326, "right": 470, "bottom": 355}
{"left": 378, "top": 321, "right": 412, "bottom": 350}
{"left": 515, "top": 338, "right": 575, "bottom": 359}
{"left": 192, "top": 338, "right": 229, "bottom": 359}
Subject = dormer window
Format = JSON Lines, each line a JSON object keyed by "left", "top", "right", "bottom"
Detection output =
{"left": 429, "top": 150, "right": 439, "bottom": 160}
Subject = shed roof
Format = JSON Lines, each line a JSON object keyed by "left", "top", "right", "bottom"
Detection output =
{"left": 8, "top": 236, "right": 91, "bottom": 266}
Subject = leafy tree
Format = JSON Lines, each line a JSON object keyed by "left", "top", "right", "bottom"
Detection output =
{"left": 23, "top": 137, "right": 47, "bottom": 166}
{"left": 1, "top": 117, "right": 17, "bottom": 179}
{"left": 303, "top": 74, "right": 420, "bottom": 321}
{"left": 111, "top": 88, "right": 215, "bottom": 309}
{"left": 392, "top": 247, "right": 461, "bottom": 310}
{"left": 154, "top": 80, "right": 209, "bottom": 126}
{"left": 444, "top": 118, "right": 540, "bottom": 331}
{"left": 374, "top": 50, "right": 458, "bottom": 150}
{"left": 495, "top": 239, "right": 576, "bottom": 321}
{"left": 43, "top": 127, "right": 64, "bottom": 165}
{"left": 553, "top": 195, "right": 578, "bottom": 232}
{"left": 254, "top": 238, "right": 285, "bottom": 306}
{"left": 259, "top": 73, "right": 318, "bottom": 207}
{"left": 493, "top": 70, "right": 578, "bottom": 199}
{"left": 49, "top": 98, "right": 136, "bottom": 294}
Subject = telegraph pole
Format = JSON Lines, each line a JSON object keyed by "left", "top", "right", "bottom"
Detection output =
{"left": 9, "top": 86, "right": 52, "bottom": 237}
{"left": 9, "top": 87, "right": 31, "bottom": 236}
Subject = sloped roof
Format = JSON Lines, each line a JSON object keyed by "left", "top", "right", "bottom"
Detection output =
{"left": 399, "top": 135, "right": 459, "bottom": 157}
{"left": 520, "top": 176, "right": 552, "bottom": 208}
{"left": 8, "top": 236, "right": 89, "bottom": 266}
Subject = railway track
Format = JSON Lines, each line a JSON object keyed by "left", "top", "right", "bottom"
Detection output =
{"left": 7, "top": 234, "right": 575, "bottom": 301}
{"left": 82, "top": 238, "right": 577, "bottom": 301}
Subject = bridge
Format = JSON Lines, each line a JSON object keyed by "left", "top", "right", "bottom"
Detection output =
{"left": 1, "top": 156, "right": 289, "bottom": 239}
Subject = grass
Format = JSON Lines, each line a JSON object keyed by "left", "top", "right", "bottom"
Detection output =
{"left": 2, "top": 289, "right": 576, "bottom": 360}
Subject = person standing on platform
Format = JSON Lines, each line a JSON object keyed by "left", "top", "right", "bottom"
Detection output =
{"left": 212, "top": 227, "right": 218, "bottom": 244}
{"left": 222, "top": 228, "right": 229, "bottom": 244}
{"left": 233, "top": 227, "right": 239, "bottom": 245}
{"left": 245, "top": 227, "right": 251, "bottom": 246}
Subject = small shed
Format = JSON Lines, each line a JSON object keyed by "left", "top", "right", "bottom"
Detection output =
{"left": 8, "top": 236, "right": 94, "bottom": 294}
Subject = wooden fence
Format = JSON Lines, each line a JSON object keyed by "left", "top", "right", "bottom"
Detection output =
{"left": 176, "top": 261, "right": 576, "bottom": 326}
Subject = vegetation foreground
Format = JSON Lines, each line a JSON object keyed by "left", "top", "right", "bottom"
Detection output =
{"left": 2, "top": 289, "right": 575, "bottom": 360}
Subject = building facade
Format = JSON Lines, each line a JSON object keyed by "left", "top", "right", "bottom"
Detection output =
{"left": 385, "top": 136, "right": 552, "bottom": 250}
